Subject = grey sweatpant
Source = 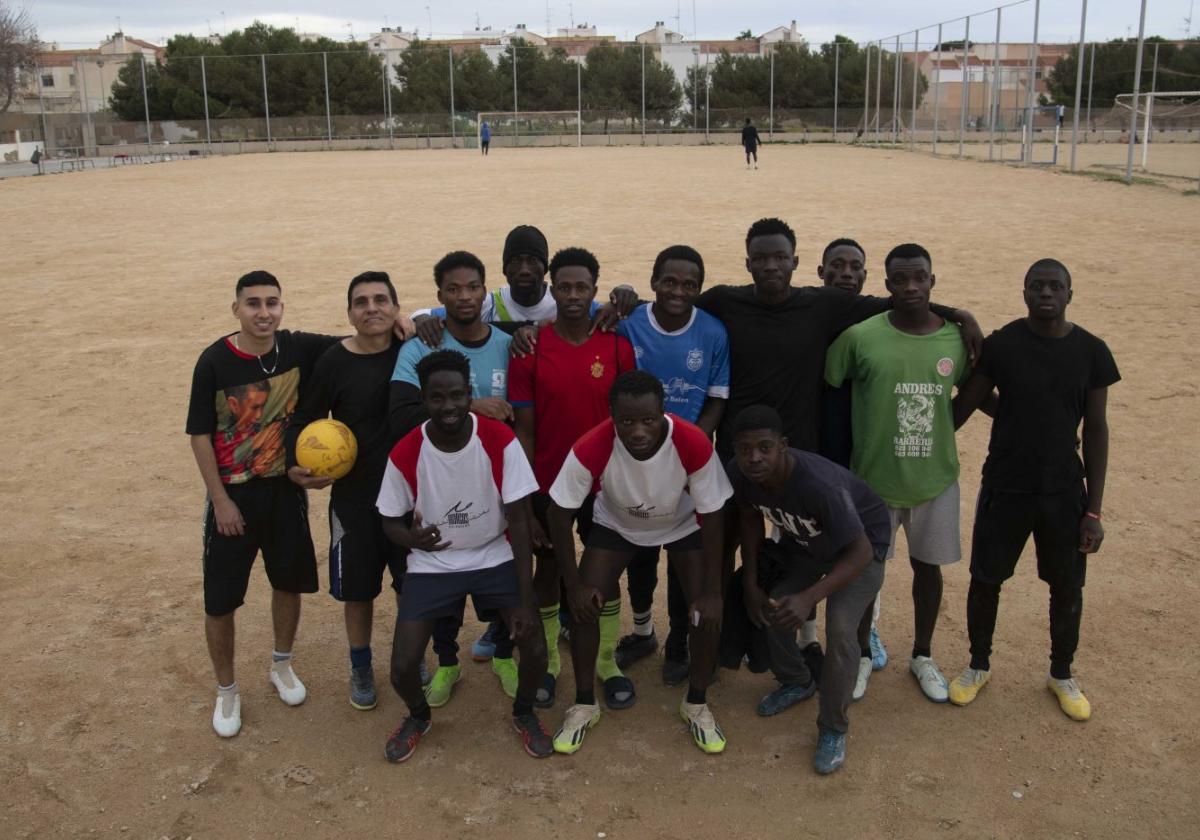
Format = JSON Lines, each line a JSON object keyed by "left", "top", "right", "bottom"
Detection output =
{"left": 766, "top": 558, "right": 885, "bottom": 734}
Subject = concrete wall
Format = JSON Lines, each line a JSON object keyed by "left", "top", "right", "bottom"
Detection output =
{"left": 0, "top": 141, "right": 44, "bottom": 162}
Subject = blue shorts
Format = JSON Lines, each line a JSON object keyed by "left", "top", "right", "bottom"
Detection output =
{"left": 397, "top": 561, "right": 520, "bottom": 622}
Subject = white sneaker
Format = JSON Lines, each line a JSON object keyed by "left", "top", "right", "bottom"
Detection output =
{"left": 269, "top": 659, "right": 307, "bottom": 706}
{"left": 852, "top": 657, "right": 872, "bottom": 701}
{"left": 213, "top": 690, "right": 242, "bottom": 737}
{"left": 909, "top": 656, "right": 949, "bottom": 703}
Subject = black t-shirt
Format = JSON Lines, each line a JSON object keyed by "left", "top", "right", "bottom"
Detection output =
{"left": 977, "top": 319, "right": 1120, "bottom": 493}
{"left": 186, "top": 329, "right": 339, "bottom": 484}
{"left": 741, "top": 125, "right": 760, "bottom": 148}
{"left": 818, "top": 381, "right": 853, "bottom": 468}
{"left": 725, "top": 448, "right": 892, "bottom": 576}
{"left": 696, "top": 284, "right": 890, "bottom": 459}
{"left": 287, "top": 339, "right": 403, "bottom": 505}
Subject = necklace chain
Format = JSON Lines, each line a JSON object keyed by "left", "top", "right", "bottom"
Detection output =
{"left": 233, "top": 334, "right": 279, "bottom": 376}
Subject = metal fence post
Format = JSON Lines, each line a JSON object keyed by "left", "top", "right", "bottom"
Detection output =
{"left": 1070, "top": 1, "right": 1088, "bottom": 171}
{"left": 78, "top": 56, "right": 94, "bottom": 157}
{"left": 988, "top": 9, "right": 1001, "bottom": 159}
{"left": 1085, "top": 42, "right": 1095, "bottom": 130}
{"left": 323, "top": 52, "right": 332, "bottom": 145}
{"left": 910, "top": 30, "right": 919, "bottom": 149}
{"left": 638, "top": 44, "right": 646, "bottom": 140}
{"left": 1125, "top": 0, "right": 1148, "bottom": 183}
{"left": 385, "top": 50, "right": 394, "bottom": 147}
{"left": 577, "top": 60, "right": 582, "bottom": 147}
{"left": 958, "top": 18, "right": 970, "bottom": 157}
{"left": 448, "top": 47, "right": 456, "bottom": 147}
{"left": 261, "top": 54, "right": 272, "bottom": 147}
{"left": 140, "top": 53, "right": 153, "bottom": 153}
{"left": 892, "top": 35, "right": 901, "bottom": 144}
{"left": 1141, "top": 41, "right": 1159, "bottom": 169}
{"left": 832, "top": 43, "right": 838, "bottom": 142}
{"left": 693, "top": 49, "right": 699, "bottom": 131}
{"left": 1023, "top": 0, "right": 1041, "bottom": 163}
{"left": 201, "top": 54, "right": 212, "bottom": 150}
{"left": 874, "top": 40, "right": 883, "bottom": 143}
{"left": 769, "top": 49, "right": 775, "bottom": 140}
{"left": 511, "top": 44, "right": 518, "bottom": 146}
{"left": 863, "top": 43, "right": 871, "bottom": 144}
{"left": 932, "top": 24, "right": 942, "bottom": 154}
{"left": 35, "top": 61, "right": 50, "bottom": 155}
{"left": 704, "top": 53, "right": 710, "bottom": 142}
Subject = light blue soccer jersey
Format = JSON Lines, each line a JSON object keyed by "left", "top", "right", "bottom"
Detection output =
{"left": 617, "top": 303, "right": 730, "bottom": 424}
{"left": 392, "top": 327, "right": 513, "bottom": 399}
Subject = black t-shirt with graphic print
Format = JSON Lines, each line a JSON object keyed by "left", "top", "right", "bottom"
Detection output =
{"left": 186, "top": 329, "right": 339, "bottom": 484}
{"left": 977, "top": 318, "right": 1120, "bottom": 494}
{"left": 725, "top": 447, "right": 892, "bottom": 575}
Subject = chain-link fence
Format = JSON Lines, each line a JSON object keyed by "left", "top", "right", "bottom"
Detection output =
{"left": 3, "top": 11, "right": 1197, "bottom": 183}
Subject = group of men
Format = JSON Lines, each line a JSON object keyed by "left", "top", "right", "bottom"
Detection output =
{"left": 187, "top": 218, "right": 1117, "bottom": 775}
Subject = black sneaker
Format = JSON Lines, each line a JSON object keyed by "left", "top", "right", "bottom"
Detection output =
{"left": 662, "top": 632, "right": 690, "bottom": 686}
{"left": 614, "top": 631, "right": 659, "bottom": 670}
{"left": 512, "top": 712, "right": 554, "bottom": 758}
{"left": 801, "top": 642, "right": 824, "bottom": 688}
{"left": 384, "top": 716, "right": 431, "bottom": 763}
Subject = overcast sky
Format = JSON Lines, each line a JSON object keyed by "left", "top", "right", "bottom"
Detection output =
{"left": 30, "top": 1, "right": 1199, "bottom": 48}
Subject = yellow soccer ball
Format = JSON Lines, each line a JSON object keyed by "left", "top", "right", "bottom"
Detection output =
{"left": 295, "top": 419, "right": 358, "bottom": 480}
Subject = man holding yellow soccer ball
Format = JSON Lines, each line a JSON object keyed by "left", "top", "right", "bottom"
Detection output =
{"left": 288, "top": 271, "right": 414, "bottom": 714}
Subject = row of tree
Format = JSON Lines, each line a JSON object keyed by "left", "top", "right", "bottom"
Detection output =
{"left": 108, "top": 24, "right": 927, "bottom": 124}
{"left": 1048, "top": 38, "right": 1200, "bottom": 104}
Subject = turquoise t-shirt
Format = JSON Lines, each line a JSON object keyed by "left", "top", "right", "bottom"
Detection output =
{"left": 824, "top": 312, "right": 968, "bottom": 508}
{"left": 391, "top": 327, "right": 513, "bottom": 399}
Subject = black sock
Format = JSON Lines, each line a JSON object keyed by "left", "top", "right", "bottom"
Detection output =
{"left": 912, "top": 646, "right": 931, "bottom": 659}
{"left": 686, "top": 685, "right": 706, "bottom": 705}
{"left": 860, "top": 647, "right": 872, "bottom": 660}
{"left": 576, "top": 688, "right": 596, "bottom": 706}
{"left": 1050, "top": 662, "right": 1072, "bottom": 680}
{"left": 409, "top": 700, "right": 432, "bottom": 722}
{"left": 512, "top": 698, "right": 533, "bottom": 717}
{"left": 970, "top": 655, "right": 991, "bottom": 671}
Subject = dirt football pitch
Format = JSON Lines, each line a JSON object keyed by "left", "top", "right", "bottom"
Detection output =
{"left": 1, "top": 144, "right": 1197, "bottom": 839}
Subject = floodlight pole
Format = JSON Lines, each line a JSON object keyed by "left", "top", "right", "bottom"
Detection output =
{"left": 1022, "top": 0, "right": 1041, "bottom": 163}
{"left": 201, "top": 55, "right": 212, "bottom": 150}
{"left": 909, "top": 30, "right": 919, "bottom": 149}
{"left": 932, "top": 25, "right": 941, "bottom": 153}
{"left": 261, "top": 54, "right": 272, "bottom": 147}
{"left": 1085, "top": 42, "right": 1096, "bottom": 129}
{"left": 958, "top": 17, "right": 970, "bottom": 157}
{"left": 448, "top": 47, "right": 456, "bottom": 147}
{"left": 323, "top": 52, "right": 332, "bottom": 145}
{"left": 832, "top": 42, "right": 838, "bottom": 142}
{"left": 1141, "top": 41, "right": 1159, "bottom": 169}
{"left": 140, "top": 53, "right": 153, "bottom": 154}
{"left": 1125, "top": 0, "right": 1148, "bottom": 183}
{"left": 1070, "top": 0, "right": 1088, "bottom": 171}
{"left": 988, "top": 8, "right": 1001, "bottom": 160}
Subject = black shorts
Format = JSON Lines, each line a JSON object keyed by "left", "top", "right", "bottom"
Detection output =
{"left": 397, "top": 561, "right": 520, "bottom": 622}
{"left": 531, "top": 492, "right": 596, "bottom": 556}
{"left": 587, "top": 522, "right": 702, "bottom": 554}
{"left": 202, "top": 477, "right": 318, "bottom": 617}
{"left": 969, "top": 486, "right": 1087, "bottom": 589}
{"left": 328, "top": 496, "right": 406, "bottom": 602}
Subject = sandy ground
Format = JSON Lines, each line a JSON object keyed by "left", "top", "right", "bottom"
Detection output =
{"left": 1, "top": 145, "right": 1197, "bottom": 839}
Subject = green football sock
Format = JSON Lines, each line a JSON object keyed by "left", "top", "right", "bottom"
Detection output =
{"left": 540, "top": 604, "right": 561, "bottom": 678}
{"left": 595, "top": 599, "right": 624, "bottom": 683}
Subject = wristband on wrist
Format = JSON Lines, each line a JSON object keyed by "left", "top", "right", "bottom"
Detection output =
{"left": 1084, "top": 511, "right": 1102, "bottom": 521}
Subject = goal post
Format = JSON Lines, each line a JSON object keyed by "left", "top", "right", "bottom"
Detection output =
{"left": 1110, "top": 91, "right": 1200, "bottom": 170}
{"left": 476, "top": 111, "right": 583, "bottom": 148}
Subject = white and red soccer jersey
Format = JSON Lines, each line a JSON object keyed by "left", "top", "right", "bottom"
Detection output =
{"left": 549, "top": 413, "right": 733, "bottom": 547}
{"left": 377, "top": 413, "right": 538, "bottom": 574}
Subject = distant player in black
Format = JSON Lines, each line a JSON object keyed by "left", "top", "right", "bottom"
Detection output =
{"left": 741, "top": 118, "right": 761, "bottom": 169}
{"left": 948, "top": 259, "right": 1119, "bottom": 722}
{"left": 286, "top": 272, "right": 408, "bottom": 713}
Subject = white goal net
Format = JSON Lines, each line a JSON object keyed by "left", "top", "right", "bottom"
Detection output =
{"left": 477, "top": 110, "right": 582, "bottom": 147}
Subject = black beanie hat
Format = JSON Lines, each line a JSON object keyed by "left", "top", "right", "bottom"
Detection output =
{"left": 502, "top": 225, "right": 549, "bottom": 272}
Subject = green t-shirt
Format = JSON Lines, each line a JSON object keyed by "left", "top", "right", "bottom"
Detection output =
{"left": 824, "top": 312, "right": 968, "bottom": 508}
